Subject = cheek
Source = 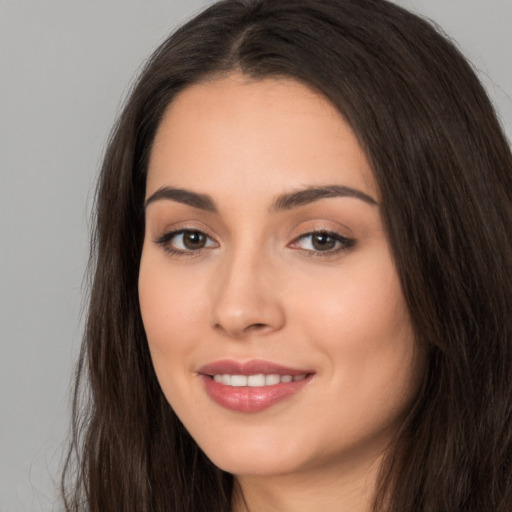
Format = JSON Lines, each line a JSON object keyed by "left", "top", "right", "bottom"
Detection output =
{"left": 292, "top": 245, "right": 411, "bottom": 346}
{"left": 289, "top": 246, "right": 419, "bottom": 403}
{"left": 138, "top": 250, "right": 208, "bottom": 382}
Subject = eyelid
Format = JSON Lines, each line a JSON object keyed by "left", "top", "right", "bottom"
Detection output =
{"left": 153, "top": 227, "right": 219, "bottom": 255}
{"left": 151, "top": 221, "right": 354, "bottom": 258}
{"left": 288, "top": 229, "right": 355, "bottom": 256}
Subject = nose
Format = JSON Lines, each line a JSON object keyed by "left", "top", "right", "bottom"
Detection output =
{"left": 210, "top": 247, "right": 286, "bottom": 338}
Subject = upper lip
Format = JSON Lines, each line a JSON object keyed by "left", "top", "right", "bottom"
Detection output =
{"left": 198, "top": 359, "right": 313, "bottom": 377}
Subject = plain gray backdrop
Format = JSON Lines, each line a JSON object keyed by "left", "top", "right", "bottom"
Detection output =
{"left": 1, "top": 1, "right": 510, "bottom": 510}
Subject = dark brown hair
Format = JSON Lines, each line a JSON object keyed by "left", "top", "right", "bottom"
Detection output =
{"left": 62, "top": 0, "right": 512, "bottom": 510}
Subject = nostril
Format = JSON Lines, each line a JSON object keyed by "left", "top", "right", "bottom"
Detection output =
{"left": 213, "top": 321, "right": 271, "bottom": 338}
{"left": 244, "top": 322, "right": 270, "bottom": 333}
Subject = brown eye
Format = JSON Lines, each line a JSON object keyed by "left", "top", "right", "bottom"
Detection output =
{"left": 291, "top": 231, "right": 355, "bottom": 255}
{"left": 311, "top": 233, "right": 336, "bottom": 251}
{"left": 182, "top": 231, "right": 207, "bottom": 250}
{"left": 155, "top": 229, "right": 218, "bottom": 254}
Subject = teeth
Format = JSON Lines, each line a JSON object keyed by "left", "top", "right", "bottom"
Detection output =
{"left": 265, "top": 374, "right": 280, "bottom": 385}
{"left": 231, "top": 375, "right": 247, "bottom": 387}
{"left": 248, "top": 374, "right": 265, "bottom": 387}
{"left": 212, "top": 373, "right": 307, "bottom": 387}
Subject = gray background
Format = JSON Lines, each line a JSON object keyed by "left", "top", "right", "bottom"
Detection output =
{"left": 1, "top": 1, "right": 510, "bottom": 510}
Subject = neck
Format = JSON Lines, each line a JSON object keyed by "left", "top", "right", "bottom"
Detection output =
{"left": 231, "top": 452, "right": 384, "bottom": 512}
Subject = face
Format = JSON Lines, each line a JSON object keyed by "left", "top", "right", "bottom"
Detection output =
{"left": 139, "top": 74, "right": 423, "bottom": 480}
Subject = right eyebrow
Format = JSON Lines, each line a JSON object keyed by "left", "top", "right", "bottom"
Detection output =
{"left": 144, "top": 186, "right": 217, "bottom": 212}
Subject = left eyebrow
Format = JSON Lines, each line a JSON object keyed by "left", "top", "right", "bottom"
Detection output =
{"left": 270, "top": 185, "right": 378, "bottom": 212}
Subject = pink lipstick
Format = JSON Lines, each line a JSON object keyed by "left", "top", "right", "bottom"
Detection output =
{"left": 197, "top": 359, "right": 314, "bottom": 413}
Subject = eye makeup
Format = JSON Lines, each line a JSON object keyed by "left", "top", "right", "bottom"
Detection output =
{"left": 153, "top": 226, "right": 356, "bottom": 259}
{"left": 289, "top": 229, "right": 355, "bottom": 258}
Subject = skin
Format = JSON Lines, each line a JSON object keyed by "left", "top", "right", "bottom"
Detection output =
{"left": 139, "top": 74, "right": 424, "bottom": 512}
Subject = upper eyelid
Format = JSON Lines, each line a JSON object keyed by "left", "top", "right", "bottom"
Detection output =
{"left": 153, "top": 229, "right": 219, "bottom": 257}
{"left": 291, "top": 230, "right": 354, "bottom": 246}
{"left": 290, "top": 226, "right": 353, "bottom": 242}
{"left": 153, "top": 223, "right": 215, "bottom": 240}
{"left": 153, "top": 225, "right": 354, "bottom": 251}
{"left": 154, "top": 227, "right": 348, "bottom": 240}
{"left": 154, "top": 228, "right": 216, "bottom": 243}
{"left": 296, "top": 228, "right": 347, "bottom": 237}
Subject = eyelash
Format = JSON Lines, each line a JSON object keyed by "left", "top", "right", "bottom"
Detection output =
{"left": 154, "top": 229, "right": 217, "bottom": 257}
{"left": 292, "top": 230, "right": 355, "bottom": 257}
{"left": 154, "top": 229, "right": 355, "bottom": 257}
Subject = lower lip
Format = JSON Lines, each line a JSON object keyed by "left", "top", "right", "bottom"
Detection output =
{"left": 199, "top": 374, "right": 312, "bottom": 413}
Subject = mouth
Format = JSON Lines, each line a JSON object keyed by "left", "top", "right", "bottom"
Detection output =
{"left": 210, "top": 373, "right": 308, "bottom": 386}
{"left": 197, "top": 359, "right": 315, "bottom": 413}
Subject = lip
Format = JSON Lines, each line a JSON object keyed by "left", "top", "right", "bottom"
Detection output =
{"left": 198, "top": 359, "right": 311, "bottom": 376}
{"left": 197, "top": 359, "right": 315, "bottom": 413}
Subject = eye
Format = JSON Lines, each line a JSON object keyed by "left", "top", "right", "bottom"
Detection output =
{"left": 155, "top": 229, "right": 218, "bottom": 254}
{"left": 291, "top": 231, "right": 355, "bottom": 255}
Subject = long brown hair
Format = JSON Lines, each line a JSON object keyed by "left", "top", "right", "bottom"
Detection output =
{"left": 62, "top": 1, "right": 512, "bottom": 510}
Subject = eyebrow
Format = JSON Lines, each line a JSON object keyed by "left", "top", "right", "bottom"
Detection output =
{"left": 144, "top": 184, "right": 377, "bottom": 212}
{"left": 145, "top": 187, "right": 216, "bottom": 211}
{"left": 270, "top": 185, "right": 377, "bottom": 211}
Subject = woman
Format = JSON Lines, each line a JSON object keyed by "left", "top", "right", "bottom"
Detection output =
{"left": 62, "top": 0, "right": 512, "bottom": 511}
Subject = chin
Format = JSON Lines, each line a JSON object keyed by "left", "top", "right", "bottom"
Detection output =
{"left": 194, "top": 427, "right": 311, "bottom": 476}
{"left": 207, "top": 449, "right": 304, "bottom": 477}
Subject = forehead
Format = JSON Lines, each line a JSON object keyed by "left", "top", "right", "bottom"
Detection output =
{"left": 146, "top": 74, "right": 377, "bottom": 201}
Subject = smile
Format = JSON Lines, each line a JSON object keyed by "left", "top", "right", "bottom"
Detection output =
{"left": 212, "top": 373, "right": 307, "bottom": 387}
{"left": 198, "top": 360, "right": 314, "bottom": 412}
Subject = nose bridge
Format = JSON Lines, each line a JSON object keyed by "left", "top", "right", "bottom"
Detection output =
{"left": 210, "top": 236, "right": 284, "bottom": 337}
